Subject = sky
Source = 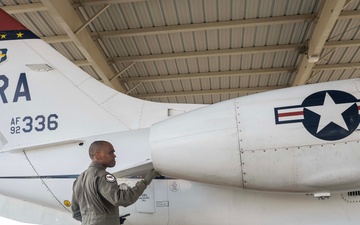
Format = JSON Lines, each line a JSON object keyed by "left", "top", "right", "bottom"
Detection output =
{"left": 0, "top": 216, "right": 38, "bottom": 225}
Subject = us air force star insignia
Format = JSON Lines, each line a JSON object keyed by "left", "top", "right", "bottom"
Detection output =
{"left": 305, "top": 93, "right": 354, "bottom": 133}
{"left": 274, "top": 90, "right": 360, "bottom": 141}
{"left": 105, "top": 174, "right": 116, "bottom": 183}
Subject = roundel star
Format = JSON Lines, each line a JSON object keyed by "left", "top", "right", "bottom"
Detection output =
{"left": 305, "top": 92, "right": 355, "bottom": 133}
{"left": 301, "top": 90, "right": 360, "bottom": 141}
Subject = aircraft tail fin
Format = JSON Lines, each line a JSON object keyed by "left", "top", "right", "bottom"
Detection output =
{"left": 0, "top": 9, "right": 203, "bottom": 152}
{"left": 0, "top": 9, "right": 141, "bottom": 151}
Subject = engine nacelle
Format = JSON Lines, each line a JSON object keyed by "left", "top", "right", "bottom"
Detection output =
{"left": 150, "top": 100, "right": 243, "bottom": 187}
{"left": 151, "top": 80, "right": 360, "bottom": 193}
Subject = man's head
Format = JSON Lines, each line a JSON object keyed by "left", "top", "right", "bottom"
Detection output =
{"left": 89, "top": 141, "right": 116, "bottom": 168}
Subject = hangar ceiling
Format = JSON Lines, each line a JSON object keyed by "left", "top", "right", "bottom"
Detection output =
{"left": 1, "top": 0, "right": 359, "bottom": 104}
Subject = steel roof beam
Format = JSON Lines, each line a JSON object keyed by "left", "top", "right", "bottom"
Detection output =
{"left": 96, "top": 14, "right": 315, "bottom": 38}
{"left": 1, "top": 0, "right": 152, "bottom": 14}
{"left": 114, "top": 44, "right": 302, "bottom": 63}
{"left": 134, "top": 86, "right": 288, "bottom": 99}
{"left": 75, "top": 0, "right": 152, "bottom": 6}
{"left": 40, "top": 0, "right": 126, "bottom": 92}
{"left": 113, "top": 40, "right": 359, "bottom": 63}
{"left": 291, "top": 0, "right": 347, "bottom": 86}
{"left": 40, "top": 37, "right": 358, "bottom": 54}
{"left": 126, "top": 67, "right": 294, "bottom": 83}
{"left": 324, "top": 39, "right": 360, "bottom": 48}
{"left": 339, "top": 10, "right": 360, "bottom": 19}
{"left": 73, "top": 60, "right": 91, "bottom": 67}
{"left": 3, "top": 3, "right": 359, "bottom": 19}
{"left": 95, "top": 11, "right": 359, "bottom": 39}
{"left": 41, "top": 35, "right": 72, "bottom": 43}
{"left": 0, "top": 2, "right": 46, "bottom": 14}
{"left": 313, "top": 62, "right": 360, "bottom": 71}
{"left": 74, "top": 4, "right": 110, "bottom": 34}
{"left": 125, "top": 62, "right": 359, "bottom": 84}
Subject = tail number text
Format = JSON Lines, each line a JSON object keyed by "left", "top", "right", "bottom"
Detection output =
{"left": 10, "top": 114, "right": 59, "bottom": 134}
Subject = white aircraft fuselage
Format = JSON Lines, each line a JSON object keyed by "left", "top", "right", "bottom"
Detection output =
{"left": 0, "top": 8, "right": 360, "bottom": 225}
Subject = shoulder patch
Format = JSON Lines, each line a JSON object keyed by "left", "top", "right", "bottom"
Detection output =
{"left": 105, "top": 174, "right": 116, "bottom": 183}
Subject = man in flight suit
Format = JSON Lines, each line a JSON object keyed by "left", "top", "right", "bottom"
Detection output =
{"left": 71, "top": 140, "right": 160, "bottom": 225}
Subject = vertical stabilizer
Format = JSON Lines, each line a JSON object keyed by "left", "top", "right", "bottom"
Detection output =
{"left": 0, "top": 10, "right": 137, "bottom": 151}
{"left": 0, "top": 9, "right": 203, "bottom": 152}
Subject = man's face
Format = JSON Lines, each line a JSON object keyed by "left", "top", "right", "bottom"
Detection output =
{"left": 97, "top": 143, "right": 116, "bottom": 168}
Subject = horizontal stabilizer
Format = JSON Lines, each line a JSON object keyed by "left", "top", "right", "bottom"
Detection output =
{"left": 3, "top": 140, "right": 84, "bottom": 153}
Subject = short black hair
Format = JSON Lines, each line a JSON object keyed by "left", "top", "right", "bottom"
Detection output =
{"left": 89, "top": 140, "right": 111, "bottom": 159}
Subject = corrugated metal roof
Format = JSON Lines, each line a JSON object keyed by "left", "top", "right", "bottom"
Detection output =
{"left": 0, "top": 0, "right": 359, "bottom": 104}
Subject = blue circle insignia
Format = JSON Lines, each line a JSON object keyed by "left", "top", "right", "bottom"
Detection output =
{"left": 301, "top": 90, "right": 359, "bottom": 141}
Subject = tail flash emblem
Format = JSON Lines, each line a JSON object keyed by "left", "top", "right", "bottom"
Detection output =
{"left": 0, "top": 48, "right": 8, "bottom": 64}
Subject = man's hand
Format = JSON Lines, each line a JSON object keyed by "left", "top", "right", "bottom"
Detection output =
{"left": 144, "top": 169, "right": 161, "bottom": 185}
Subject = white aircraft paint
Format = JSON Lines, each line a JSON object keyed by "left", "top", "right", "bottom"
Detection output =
{"left": 1, "top": 8, "right": 360, "bottom": 225}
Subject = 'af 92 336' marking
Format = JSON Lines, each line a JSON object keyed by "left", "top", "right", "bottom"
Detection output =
{"left": 10, "top": 114, "right": 59, "bottom": 134}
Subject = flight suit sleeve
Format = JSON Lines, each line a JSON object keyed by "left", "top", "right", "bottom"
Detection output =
{"left": 71, "top": 192, "right": 82, "bottom": 222}
{"left": 98, "top": 173, "right": 148, "bottom": 207}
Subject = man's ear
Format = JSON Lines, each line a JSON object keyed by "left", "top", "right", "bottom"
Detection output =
{"left": 95, "top": 151, "right": 101, "bottom": 160}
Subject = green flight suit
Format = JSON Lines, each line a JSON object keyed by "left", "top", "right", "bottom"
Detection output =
{"left": 71, "top": 162, "right": 148, "bottom": 225}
